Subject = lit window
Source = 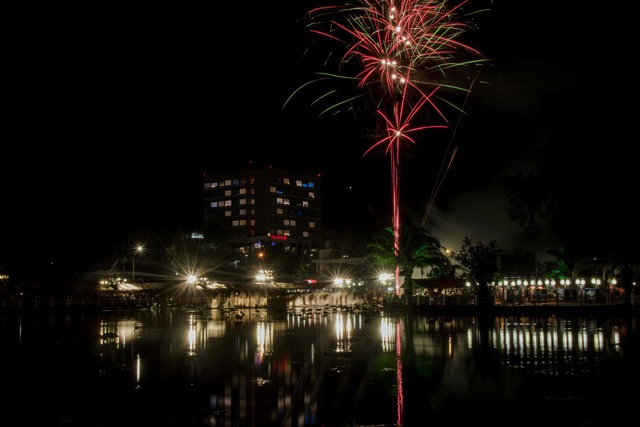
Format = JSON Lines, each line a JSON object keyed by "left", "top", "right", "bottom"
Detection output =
{"left": 210, "top": 201, "right": 218, "bottom": 208}
{"left": 283, "top": 199, "right": 290, "bottom": 205}
{"left": 239, "top": 188, "right": 246, "bottom": 195}
{"left": 250, "top": 198, "right": 255, "bottom": 205}
{"left": 204, "top": 182, "right": 211, "bottom": 189}
{"left": 270, "top": 186, "right": 276, "bottom": 193}
{"left": 224, "top": 200, "right": 232, "bottom": 207}
{"left": 309, "top": 222, "right": 315, "bottom": 228}
{"left": 296, "top": 180, "right": 302, "bottom": 187}
{"left": 225, "top": 210, "right": 232, "bottom": 217}
{"left": 277, "top": 208, "right": 283, "bottom": 215}
{"left": 283, "top": 178, "right": 290, "bottom": 185}
{"left": 225, "top": 180, "right": 232, "bottom": 186}
{"left": 308, "top": 182, "right": 315, "bottom": 188}
{"left": 284, "top": 229, "right": 291, "bottom": 236}
{"left": 225, "top": 189, "right": 232, "bottom": 196}
{"left": 309, "top": 192, "right": 315, "bottom": 198}
{"left": 239, "top": 199, "right": 246, "bottom": 205}
{"left": 232, "top": 220, "right": 239, "bottom": 226}
{"left": 239, "top": 219, "right": 246, "bottom": 226}
{"left": 250, "top": 219, "right": 255, "bottom": 226}
{"left": 276, "top": 198, "right": 283, "bottom": 205}
{"left": 239, "top": 209, "right": 246, "bottom": 215}
{"left": 302, "top": 201, "right": 309, "bottom": 207}
{"left": 303, "top": 231, "right": 309, "bottom": 238}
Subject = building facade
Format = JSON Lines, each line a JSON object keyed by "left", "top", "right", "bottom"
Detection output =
{"left": 202, "top": 167, "right": 322, "bottom": 280}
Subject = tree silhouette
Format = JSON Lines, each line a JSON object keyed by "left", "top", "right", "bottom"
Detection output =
{"left": 452, "top": 237, "right": 502, "bottom": 306}
{"left": 367, "top": 224, "right": 449, "bottom": 297}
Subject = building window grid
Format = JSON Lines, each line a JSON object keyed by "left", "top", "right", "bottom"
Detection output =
{"left": 204, "top": 171, "right": 319, "bottom": 246}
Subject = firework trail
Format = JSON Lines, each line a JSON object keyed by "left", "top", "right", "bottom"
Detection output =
{"left": 291, "top": 0, "right": 486, "bottom": 295}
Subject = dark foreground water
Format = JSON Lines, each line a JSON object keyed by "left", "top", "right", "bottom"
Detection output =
{"left": 1, "top": 306, "right": 639, "bottom": 427}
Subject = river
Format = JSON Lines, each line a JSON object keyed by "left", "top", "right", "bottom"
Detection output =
{"left": 1, "top": 305, "right": 638, "bottom": 426}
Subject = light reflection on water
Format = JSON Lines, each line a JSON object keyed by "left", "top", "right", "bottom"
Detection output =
{"left": 1, "top": 309, "right": 638, "bottom": 426}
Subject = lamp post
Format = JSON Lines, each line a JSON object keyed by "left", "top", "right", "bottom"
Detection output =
{"left": 132, "top": 245, "right": 143, "bottom": 284}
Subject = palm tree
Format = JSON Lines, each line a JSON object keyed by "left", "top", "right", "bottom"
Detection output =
{"left": 541, "top": 244, "right": 580, "bottom": 280}
{"left": 367, "top": 224, "right": 449, "bottom": 297}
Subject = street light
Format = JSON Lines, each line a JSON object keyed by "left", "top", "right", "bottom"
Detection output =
{"left": 132, "top": 245, "right": 144, "bottom": 284}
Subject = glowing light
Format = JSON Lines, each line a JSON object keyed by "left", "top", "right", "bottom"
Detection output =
{"left": 256, "top": 269, "right": 273, "bottom": 283}
{"left": 132, "top": 244, "right": 144, "bottom": 285}
{"left": 135, "top": 354, "right": 141, "bottom": 388}
{"left": 379, "top": 272, "right": 393, "bottom": 282}
{"left": 396, "top": 320, "right": 404, "bottom": 426}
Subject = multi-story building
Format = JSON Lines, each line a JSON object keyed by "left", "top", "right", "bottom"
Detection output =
{"left": 202, "top": 167, "right": 322, "bottom": 281}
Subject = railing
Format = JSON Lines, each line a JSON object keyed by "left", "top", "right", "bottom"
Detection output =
{"left": 389, "top": 290, "right": 638, "bottom": 306}
{"left": 382, "top": 293, "right": 639, "bottom": 313}
{"left": 0, "top": 296, "right": 220, "bottom": 311}
{"left": 0, "top": 291, "right": 637, "bottom": 313}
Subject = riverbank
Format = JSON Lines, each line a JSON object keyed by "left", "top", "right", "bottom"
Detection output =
{"left": 1, "top": 291, "right": 639, "bottom": 319}
{"left": 383, "top": 300, "right": 640, "bottom": 317}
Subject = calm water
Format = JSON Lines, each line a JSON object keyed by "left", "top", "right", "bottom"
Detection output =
{"left": 1, "top": 307, "right": 638, "bottom": 427}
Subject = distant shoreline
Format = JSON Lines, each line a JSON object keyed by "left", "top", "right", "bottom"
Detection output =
{"left": 384, "top": 301, "right": 640, "bottom": 317}
{"left": 1, "top": 291, "right": 638, "bottom": 318}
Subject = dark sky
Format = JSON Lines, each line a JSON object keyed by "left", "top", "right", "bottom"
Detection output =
{"left": 2, "top": 1, "right": 637, "bottom": 278}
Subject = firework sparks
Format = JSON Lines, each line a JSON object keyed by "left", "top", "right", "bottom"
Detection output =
{"left": 293, "top": 0, "right": 486, "bottom": 295}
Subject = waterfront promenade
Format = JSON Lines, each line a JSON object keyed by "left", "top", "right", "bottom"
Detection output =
{"left": 1, "top": 288, "right": 638, "bottom": 318}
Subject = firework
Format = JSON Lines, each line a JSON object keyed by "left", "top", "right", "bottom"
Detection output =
{"left": 294, "top": 0, "right": 486, "bottom": 295}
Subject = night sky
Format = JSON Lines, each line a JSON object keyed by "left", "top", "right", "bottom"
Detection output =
{"left": 2, "top": 1, "right": 637, "bottom": 280}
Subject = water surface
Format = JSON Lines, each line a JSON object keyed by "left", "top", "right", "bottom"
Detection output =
{"left": 1, "top": 307, "right": 638, "bottom": 426}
